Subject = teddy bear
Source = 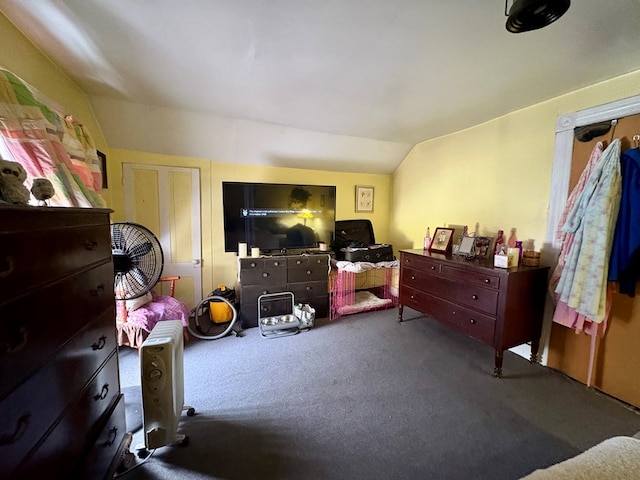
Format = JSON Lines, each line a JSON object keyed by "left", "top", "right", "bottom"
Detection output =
{"left": 0, "top": 158, "right": 30, "bottom": 205}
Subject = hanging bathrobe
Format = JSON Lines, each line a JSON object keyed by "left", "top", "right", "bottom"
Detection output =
{"left": 555, "top": 139, "right": 622, "bottom": 323}
{"left": 548, "top": 141, "right": 605, "bottom": 301}
{"left": 608, "top": 147, "right": 640, "bottom": 296}
{"left": 552, "top": 139, "right": 621, "bottom": 387}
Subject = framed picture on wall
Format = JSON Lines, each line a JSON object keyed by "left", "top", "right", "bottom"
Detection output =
{"left": 97, "top": 150, "right": 107, "bottom": 189}
{"left": 430, "top": 227, "right": 454, "bottom": 254}
{"left": 355, "top": 185, "right": 374, "bottom": 212}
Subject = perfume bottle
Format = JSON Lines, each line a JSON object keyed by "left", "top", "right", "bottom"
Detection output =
{"left": 494, "top": 230, "right": 505, "bottom": 255}
{"left": 515, "top": 240, "right": 523, "bottom": 260}
{"left": 423, "top": 227, "right": 431, "bottom": 250}
{"left": 507, "top": 228, "right": 518, "bottom": 248}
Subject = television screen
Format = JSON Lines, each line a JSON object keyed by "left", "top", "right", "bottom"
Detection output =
{"left": 222, "top": 182, "right": 336, "bottom": 253}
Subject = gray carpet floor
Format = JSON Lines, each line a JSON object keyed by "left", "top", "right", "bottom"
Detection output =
{"left": 116, "top": 307, "right": 640, "bottom": 480}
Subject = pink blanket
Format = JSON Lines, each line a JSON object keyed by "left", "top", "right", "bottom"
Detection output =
{"left": 124, "top": 291, "right": 191, "bottom": 333}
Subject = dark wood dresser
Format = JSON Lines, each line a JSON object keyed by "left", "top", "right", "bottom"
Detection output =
{"left": 398, "top": 249, "right": 549, "bottom": 377}
{"left": 0, "top": 206, "right": 129, "bottom": 479}
{"left": 238, "top": 254, "right": 330, "bottom": 328}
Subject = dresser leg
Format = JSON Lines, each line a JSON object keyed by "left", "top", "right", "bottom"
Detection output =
{"left": 530, "top": 339, "right": 540, "bottom": 364}
{"left": 494, "top": 350, "right": 503, "bottom": 378}
{"left": 397, "top": 304, "right": 404, "bottom": 322}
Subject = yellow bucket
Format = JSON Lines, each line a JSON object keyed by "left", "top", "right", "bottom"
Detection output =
{"left": 209, "top": 301, "right": 233, "bottom": 324}
{"left": 209, "top": 284, "right": 235, "bottom": 324}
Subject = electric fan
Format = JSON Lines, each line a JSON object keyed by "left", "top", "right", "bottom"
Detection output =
{"left": 111, "top": 222, "right": 164, "bottom": 299}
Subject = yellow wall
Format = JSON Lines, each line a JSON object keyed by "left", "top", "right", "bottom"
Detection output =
{"left": 108, "top": 148, "right": 392, "bottom": 294}
{"left": 391, "top": 71, "right": 640, "bottom": 253}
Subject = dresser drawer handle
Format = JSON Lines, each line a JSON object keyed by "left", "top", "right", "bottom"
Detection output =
{"left": 104, "top": 426, "right": 118, "bottom": 447}
{"left": 94, "top": 384, "right": 110, "bottom": 401}
{"left": 274, "top": 261, "right": 280, "bottom": 266}
{"left": 306, "top": 270, "right": 312, "bottom": 275}
{"left": 472, "top": 295, "right": 478, "bottom": 300}
{"left": 92, "top": 335, "right": 107, "bottom": 351}
{"left": 84, "top": 240, "right": 98, "bottom": 250}
{"left": 411, "top": 275, "right": 416, "bottom": 280}
{"left": 250, "top": 262, "right": 257, "bottom": 268}
{"left": 0, "top": 413, "right": 31, "bottom": 446}
{"left": 262, "top": 272, "right": 269, "bottom": 278}
{"left": 484, "top": 278, "right": 490, "bottom": 284}
{"left": 430, "top": 266, "right": 436, "bottom": 270}
{"left": 0, "top": 255, "right": 15, "bottom": 278}
{"left": 296, "top": 260, "right": 302, "bottom": 265}
{"left": 305, "top": 286, "right": 312, "bottom": 291}
{"left": 4, "top": 326, "right": 29, "bottom": 353}
{"left": 90, "top": 284, "right": 105, "bottom": 296}
{"left": 470, "top": 319, "right": 476, "bottom": 324}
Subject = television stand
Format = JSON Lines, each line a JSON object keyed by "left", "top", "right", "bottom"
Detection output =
{"left": 237, "top": 253, "right": 331, "bottom": 328}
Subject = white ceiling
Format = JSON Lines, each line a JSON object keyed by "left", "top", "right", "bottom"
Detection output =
{"left": 2, "top": 1, "right": 640, "bottom": 174}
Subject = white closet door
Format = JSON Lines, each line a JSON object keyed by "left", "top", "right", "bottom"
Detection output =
{"left": 123, "top": 163, "right": 202, "bottom": 308}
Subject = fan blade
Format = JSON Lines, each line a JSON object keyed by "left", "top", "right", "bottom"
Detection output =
{"left": 111, "top": 223, "right": 127, "bottom": 251}
{"left": 114, "top": 273, "right": 128, "bottom": 300}
{"left": 130, "top": 266, "right": 149, "bottom": 287}
{"left": 126, "top": 241, "right": 153, "bottom": 259}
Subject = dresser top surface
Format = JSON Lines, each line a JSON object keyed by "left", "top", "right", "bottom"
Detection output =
{"left": 0, "top": 206, "right": 113, "bottom": 233}
{"left": 399, "top": 248, "right": 549, "bottom": 274}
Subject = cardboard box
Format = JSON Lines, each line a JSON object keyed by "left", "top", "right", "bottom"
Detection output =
{"left": 494, "top": 251, "right": 518, "bottom": 269}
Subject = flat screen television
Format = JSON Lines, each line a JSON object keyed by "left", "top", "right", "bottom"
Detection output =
{"left": 222, "top": 182, "right": 336, "bottom": 253}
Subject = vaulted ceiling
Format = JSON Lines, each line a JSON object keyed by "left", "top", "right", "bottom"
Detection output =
{"left": 2, "top": 1, "right": 640, "bottom": 174}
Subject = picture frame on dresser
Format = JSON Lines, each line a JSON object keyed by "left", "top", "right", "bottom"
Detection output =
{"left": 473, "top": 236, "right": 493, "bottom": 258}
{"left": 456, "top": 236, "right": 475, "bottom": 256}
{"left": 429, "top": 227, "right": 454, "bottom": 253}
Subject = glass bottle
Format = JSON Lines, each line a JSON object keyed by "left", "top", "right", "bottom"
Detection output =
{"left": 515, "top": 240, "right": 523, "bottom": 260}
{"left": 423, "top": 227, "right": 431, "bottom": 250}
{"left": 507, "top": 228, "right": 518, "bottom": 248}
{"left": 494, "top": 230, "right": 505, "bottom": 254}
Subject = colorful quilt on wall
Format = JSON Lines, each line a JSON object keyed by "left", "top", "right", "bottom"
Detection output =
{"left": 0, "top": 66, "right": 104, "bottom": 207}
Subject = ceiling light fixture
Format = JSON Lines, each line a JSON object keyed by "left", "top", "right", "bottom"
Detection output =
{"left": 505, "top": 0, "right": 570, "bottom": 33}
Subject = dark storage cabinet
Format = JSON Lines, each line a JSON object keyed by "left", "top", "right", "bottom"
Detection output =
{"left": 238, "top": 254, "right": 330, "bottom": 328}
{"left": 0, "top": 206, "right": 129, "bottom": 479}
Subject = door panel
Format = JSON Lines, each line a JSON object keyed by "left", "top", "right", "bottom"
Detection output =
{"left": 123, "top": 164, "right": 202, "bottom": 308}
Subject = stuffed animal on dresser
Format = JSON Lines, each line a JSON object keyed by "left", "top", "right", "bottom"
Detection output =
{"left": 31, "top": 178, "right": 55, "bottom": 206}
{"left": 0, "top": 158, "right": 30, "bottom": 205}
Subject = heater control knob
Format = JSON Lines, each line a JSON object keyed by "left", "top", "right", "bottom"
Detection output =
{"left": 149, "top": 369, "right": 162, "bottom": 380}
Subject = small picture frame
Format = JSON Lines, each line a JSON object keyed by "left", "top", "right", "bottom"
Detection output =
{"left": 473, "top": 236, "right": 493, "bottom": 259}
{"left": 457, "top": 236, "right": 476, "bottom": 256}
{"left": 355, "top": 185, "right": 374, "bottom": 212}
{"left": 430, "top": 227, "right": 454, "bottom": 254}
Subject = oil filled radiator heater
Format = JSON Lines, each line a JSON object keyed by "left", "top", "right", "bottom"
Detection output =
{"left": 140, "top": 320, "right": 194, "bottom": 449}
